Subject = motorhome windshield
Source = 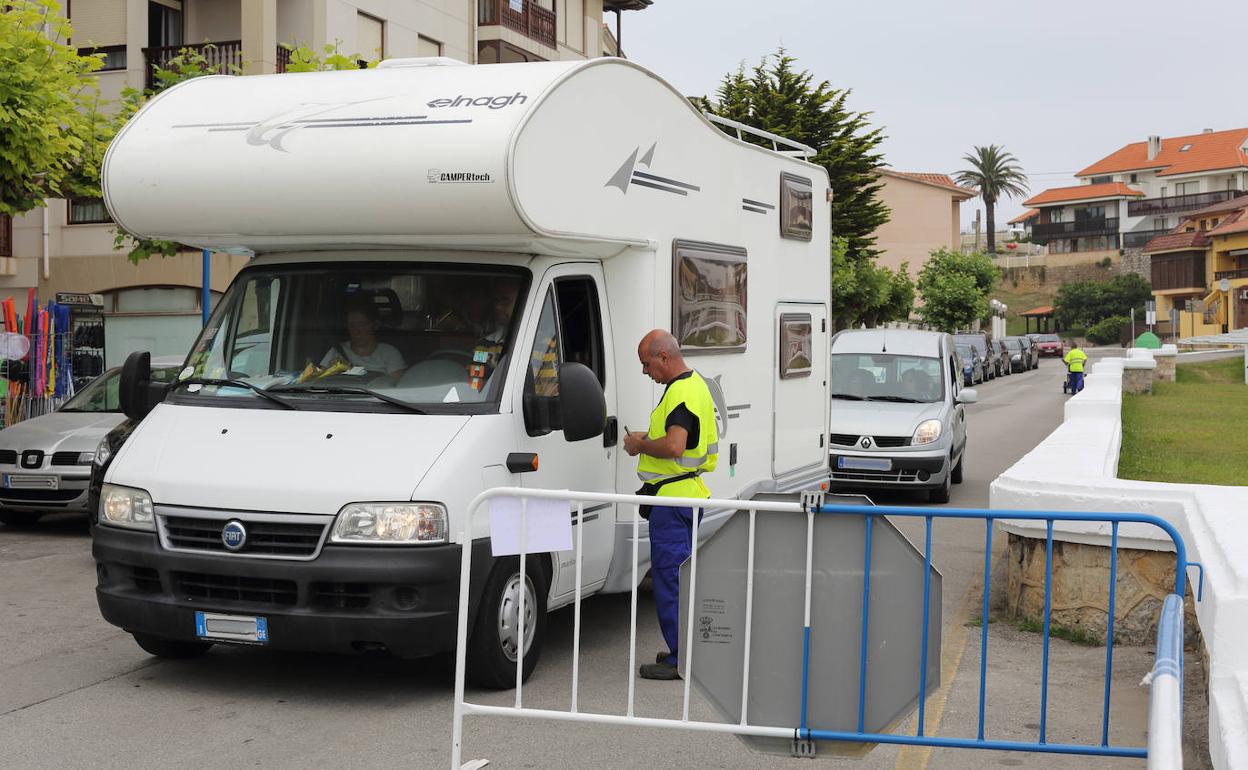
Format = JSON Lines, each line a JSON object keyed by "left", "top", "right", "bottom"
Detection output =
{"left": 173, "top": 263, "right": 529, "bottom": 413}
{"left": 830, "top": 353, "right": 944, "bottom": 403}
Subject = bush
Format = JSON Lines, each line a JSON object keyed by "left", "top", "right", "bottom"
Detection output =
{"left": 1086, "top": 315, "right": 1129, "bottom": 345}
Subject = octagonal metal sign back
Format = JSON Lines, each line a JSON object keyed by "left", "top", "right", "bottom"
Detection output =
{"left": 679, "top": 503, "right": 942, "bottom": 757}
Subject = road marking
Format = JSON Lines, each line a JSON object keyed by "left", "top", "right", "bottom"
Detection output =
{"left": 893, "top": 577, "right": 980, "bottom": 770}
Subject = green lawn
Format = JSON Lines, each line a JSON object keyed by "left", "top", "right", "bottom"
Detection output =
{"left": 1118, "top": 357, "right": 1248, "bottom": 486}
{"left": 988, "top": 286, "right": 1057, "bottom": 337}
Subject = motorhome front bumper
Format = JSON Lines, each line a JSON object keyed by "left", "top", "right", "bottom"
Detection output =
{"left": 829, "top": 451, "right": 947, "bottom": 488}
{"left": 93, "top": 525, "right": 493, "bottom": 658}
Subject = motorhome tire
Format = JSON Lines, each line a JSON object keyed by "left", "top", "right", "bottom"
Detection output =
{"left": 929, "top": 468, "right": 952, "bottom": 504}
{"left": 951, "top": 456, "right": 964, "bottom": 484}
{"left": 467, "top": 557, "right": 549, "bottom": 689}
{"left": 0, "top": 511, "right": 41, "bottom": 527}
{"left": 132, "top": 633, "right": 213, "bottom": 659}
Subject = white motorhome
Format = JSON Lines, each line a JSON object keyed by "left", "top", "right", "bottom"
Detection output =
{"left": 94, "top": 57, "right": 832, "bottom": 687}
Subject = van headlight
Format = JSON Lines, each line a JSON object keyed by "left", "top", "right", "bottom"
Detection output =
{"left": 94, "top": 436, "right": 112, "bottom": 467}
{"left": 99, "top": 483, "right": 155, "bottom": 530}
{"left": 913, "top": 419, "right": 942, "bottom": 446}
{"left": 331, "top": 502, "right": 448, "bottom": 545}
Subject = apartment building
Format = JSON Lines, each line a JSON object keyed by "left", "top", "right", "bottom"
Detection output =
{"left": 1, "top": 0, "right": 647, "bottom": 365}
{"left": 872, "top": 170, "right": 976, "bottom": 274}
{"left": 1022, "top": 127, "right": 1248, "bottom": 268}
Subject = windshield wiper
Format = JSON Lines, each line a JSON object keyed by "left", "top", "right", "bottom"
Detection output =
{"left": 172, "top": 378, "right": 297, "bottom": 410}
{"left": 867, "top": 395, "right": 925, "bottom": 403}
{"left": 268, "top": 384, "right": 427, "bottom": 414}
{"left": 830, "top": 393, "right": 866, "bottom": 401}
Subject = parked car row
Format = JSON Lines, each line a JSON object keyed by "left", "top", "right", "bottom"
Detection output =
{"left": 953, "top": 332, "right": 1044, "bottom": 386}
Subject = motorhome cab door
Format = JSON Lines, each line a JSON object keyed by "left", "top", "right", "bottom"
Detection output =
{"left": 773, "top": 304, "right": 829, "bottom": 477}
{"left": 515, "top": 264, "right": 616, "bottom": 598}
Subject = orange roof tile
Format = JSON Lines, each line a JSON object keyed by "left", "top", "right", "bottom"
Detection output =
{"left": 1142, "top": 231, "right": 1210, "bottom": 253}
{"left": 1181, "top": 194, "right": 1248, "bottom": 219}
{"left": 878, "top": 169, "right": 977, "bottom": 197}
{"left": 1008, "top": 208, "right": 1039, "bottom": 224}
{"left": 1207, "top": 209, "right": 1248, "bottom": 237}
{"left": 1023, "top": 183, "right": 1144, "bottom": 207}
{"left": 1076, "top": 128, "right": 1248, "bottom": 178}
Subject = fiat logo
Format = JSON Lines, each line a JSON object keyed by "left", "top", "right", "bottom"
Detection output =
{"left": 221, "top": 520, "right": 247, "bottom": 552}
{"left": 860, "top": 437, "right": 872, "bottom": 449}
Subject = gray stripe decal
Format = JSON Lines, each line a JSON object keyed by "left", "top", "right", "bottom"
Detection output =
{"left": 727, "top": 403, "right": 751, "bottom": 411}
{"left": 742, "top": 205, "right": 769, "bottom": 214}
{"left": 630, "top": 178, "right": 689, "bottom": 196}
{"left": 570, "top": 513, "right": 600, "bottom": 526}
{"left": 742, "top": 198, "right": 775, "bottom": 209}
{"left": 632, "top": 170, "right": 701, "bottom": 191}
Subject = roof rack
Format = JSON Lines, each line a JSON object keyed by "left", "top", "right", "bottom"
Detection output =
{"left": 702, "top": 113, "right": 817, "bottom": 160}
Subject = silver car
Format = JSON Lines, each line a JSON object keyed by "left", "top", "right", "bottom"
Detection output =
{"left": 0, "top": 359, "right": 181, "bottom": 526}
{"left": 828, "top": 330, "right": 977, "bottom": 503}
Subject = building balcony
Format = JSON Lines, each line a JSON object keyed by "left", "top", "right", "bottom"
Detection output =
{"left": 1031, "top": 217, "right": 1119, "bottom": 241}
{"left": 143, "top": 41, "right": 291, "bottom": 90}
{"left": 479, "top": 0, "right": 557, "bottom": 51}
{"left": 1123, "top": 229, "right": 1170, "bottom": 249}
{"left": 1151, "top": 251, "right": 1206, "bottom": 292}
{"left": 1214, "top": 267, "right": 1248, "bottom": 281}
{"left": 1127, "top": 189, "right": 1245, "bottom": 218}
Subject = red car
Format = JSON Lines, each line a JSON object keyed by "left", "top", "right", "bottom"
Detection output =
{"left": 1030, "top": 333, "right": 1064, "bottom": 357}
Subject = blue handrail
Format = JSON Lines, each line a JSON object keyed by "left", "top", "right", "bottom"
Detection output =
{"left": 808, "top": 501, "right": 1191, "bottom": 760}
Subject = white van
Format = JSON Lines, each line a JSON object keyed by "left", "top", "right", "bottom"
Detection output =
{"left": 94, "top": 57, "right": 833, "bottom": 687}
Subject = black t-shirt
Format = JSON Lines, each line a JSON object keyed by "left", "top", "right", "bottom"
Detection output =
{"left": 662, "top": 371, "right": 699, "bottom": 450}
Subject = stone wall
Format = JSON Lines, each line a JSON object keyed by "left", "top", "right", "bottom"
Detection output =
{"left": 1000, "top": 261, "right": 1126, "bottom": 292}
{"left": 1003, "top": 534, "right": 1200, "bottom": 648}
{"left": 1120, "top": 248, "right": 1151, "bottom": 280}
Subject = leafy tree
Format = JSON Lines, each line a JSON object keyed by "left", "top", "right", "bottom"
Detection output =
{"left": 1087, "top": 315, "right": 1129, "bottom": 346}
{"left": 702, "top": 51, "right": 890, "bottom": 263}
{"left": 917, "top": 249, "right": 996, "bottom": 331}
{"left": 282, "top": 41, "right": 377, "bottom": 72}
{"left": 1054, "top": 273, "right": 1151, "bottom": 328}
{"left": 881, "top": 263, "right": 916, "bottom": 324}
{"left": 0, "top": 0, "right": 101, "bottom": 216}
{"left": 955, "top": 145, "right": 1029, "bottom": 255}
{"left": 829, "top": 239, "right": 914, "bottom": 328}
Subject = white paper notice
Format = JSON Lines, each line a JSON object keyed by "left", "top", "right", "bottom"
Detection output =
{"left": 489, "top": 496, "right": 573, "bottom": 557}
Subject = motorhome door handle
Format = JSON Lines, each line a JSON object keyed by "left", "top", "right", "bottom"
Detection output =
{"left": 603, "top": 416, "right": 618, "bottom": 447}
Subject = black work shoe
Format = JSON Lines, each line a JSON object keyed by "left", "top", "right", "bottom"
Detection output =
{"left": 639, "top": 662, "right": 681, "bottom": 680}
{"left": 656, "top": 651, "right": 672, "bottom": 664}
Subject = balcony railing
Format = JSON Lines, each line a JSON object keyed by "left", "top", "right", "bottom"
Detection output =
{"left": 1214, "top": 268, "right": 1248, "bottom": 281}
{"left": 1127, "top": 189, "right": 1245, "bottom": 218}
{"left": 0, "top": 214, "right": 12, "bottom": 258}
{"left": 142, "top": 41, "right": 291, "bottom": 89}
{"left": 1123, "top": 229, "right": 1170, "bottom": 249}
{"left": 1031, "top": 217, "right": 1119, "bottom": 240}
{"left": 479, "top": 0, "right": 557, "bottom": 50}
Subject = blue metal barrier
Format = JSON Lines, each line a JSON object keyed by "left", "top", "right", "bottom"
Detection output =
{"left": 804, "top": 502, "right": 1194, "bottom": 759}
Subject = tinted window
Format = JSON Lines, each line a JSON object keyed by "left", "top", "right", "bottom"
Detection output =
{"left": 673, "top": 241, "right": 747, "bottom": 351}
{"left": 831, "top": 353, "right": 944, "bottom": 403}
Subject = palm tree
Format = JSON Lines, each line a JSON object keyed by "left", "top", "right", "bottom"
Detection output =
{"left": 955, "top": 145, "right": 1029, "bottom": 255}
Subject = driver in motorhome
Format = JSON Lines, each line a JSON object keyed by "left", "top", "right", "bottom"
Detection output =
{"left": 320, "top": 297, "right": 406, "bottom": 375}
{"left": 468, "top": 280, "right": 521, "bottom": 391}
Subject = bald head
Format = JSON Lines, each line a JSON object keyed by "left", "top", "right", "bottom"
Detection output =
{"left": 638, "top": 329, "right": 688, "bottom": 384}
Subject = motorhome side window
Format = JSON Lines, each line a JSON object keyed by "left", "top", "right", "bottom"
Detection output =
{"left": 672, "top": 240, "right": 747, "bottom": 352}
{"left": 177, "top": 264, "right": 528, "bottom": 413}
{"left": 523, "top": 277, "right": 606, "bottom": 435}
{"left": 780, "top": 173, "right": 814, "bottom": 241}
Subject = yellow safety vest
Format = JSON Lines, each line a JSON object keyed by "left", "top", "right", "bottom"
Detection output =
{"left": 1064, "top": 348, "right": 1088, "bottom": 373}
{"left": 636, "top": 370, "right": 719, "bottom": 499}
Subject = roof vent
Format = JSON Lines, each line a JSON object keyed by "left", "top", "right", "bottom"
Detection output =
{"left": 1180, "top": 144, "right": 1193, "bottom": 152}
{"left": 1203, "top": 128, "right": 1213, "bottom": 133}
{"left": 375, "top": 57, "right": 468, "bottom": 69}
{"left": 1147, "top": 135, "right": 1161, "bottom": 161}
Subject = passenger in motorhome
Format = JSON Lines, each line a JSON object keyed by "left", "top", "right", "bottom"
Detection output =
{"left": 320, "top": 297, "right": 406, "bottom": 375}
{"left": 623, "top": 330, "right": 719, "bottom": 681}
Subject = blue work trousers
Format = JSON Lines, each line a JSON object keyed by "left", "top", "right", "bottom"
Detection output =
{"left": 1069, "top": 371, "right": 1084, "bottom": 393}
{"left": 649, "top": 505, "right": 701, "bottom": 667}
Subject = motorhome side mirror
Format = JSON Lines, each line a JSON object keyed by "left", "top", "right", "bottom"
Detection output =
{"left": 558, "top": 362, "right": 606, "bottom": 442}
{"left": 957, "top": 388, "right": 978, "bottom": 405}
{"left": 119, "top": 351, "right": 169, "bottom": 421}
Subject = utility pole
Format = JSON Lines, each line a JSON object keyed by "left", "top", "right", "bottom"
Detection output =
{"left": 973, "top": 210, "right": 982, "bottom": 252}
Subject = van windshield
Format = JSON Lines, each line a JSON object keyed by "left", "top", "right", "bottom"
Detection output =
{"left": 830, "top": 353, "right": 944, "bottom": 403}
{"left": 173, "top": 262, "right": 529, "bottom": 413}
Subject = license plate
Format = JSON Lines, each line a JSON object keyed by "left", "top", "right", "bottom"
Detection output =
{"left": 2, "top": 474, "right": 58, "bottom": 490}
{"left": 838, "top": 457, "right": 892, "bottom": 471}
{"left": 195, "top": 611, "right": 269, "bottom": 644}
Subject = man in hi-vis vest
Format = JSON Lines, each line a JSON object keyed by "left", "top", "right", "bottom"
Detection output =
{"left": 623, "top": 330, "right": 718, "bottom": 681}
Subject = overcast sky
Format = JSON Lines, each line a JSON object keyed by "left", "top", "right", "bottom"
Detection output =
{"left": 619, "top": 0, "right": 1248, "bottom": 230}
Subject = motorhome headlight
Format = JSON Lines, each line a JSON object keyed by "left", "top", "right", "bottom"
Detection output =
{"left": 99, "top": 483, "right": 155, "bottom": 530}
{"left": 912, "top": 419, "right": 942, "bottom": 446}
{"left": 94, "top": 436, "right": 112, "bottom": 467}
{"left": 331, "top": 503, "right": 448, "bottom": 545}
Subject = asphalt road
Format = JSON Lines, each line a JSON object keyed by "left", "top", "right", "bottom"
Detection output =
{"left": 0, "top": 355, "right": 1202, "bottom": 769}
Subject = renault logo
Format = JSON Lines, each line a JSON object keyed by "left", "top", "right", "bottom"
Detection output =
{"left": 860, "top": 437, "right": 872, "bottom": 449}
{"left": 222, "top": 520, "right": 247, "bottom": 552}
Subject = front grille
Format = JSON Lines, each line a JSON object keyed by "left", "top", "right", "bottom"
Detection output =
{"left": 0, "top": 488, "right": 81, "bottom": 502}
{"left": 832, "top": 467, "right": 922, "bottom": 483}
{"left": 51, "top": 451, "right": 85, "bottom": 466}
{"left": 174, "top": 571, "right": 297, "bottom": 606}
{"left": 163, "top": 515, "right": 325, "bottom": 557}
{"left": 0, "top": 450, "right": 16, "bottom": 464}
{"left": 829, "top": 433, "right": 858, "bottom": 447}
{"left": 312, "top": 582, "right": 372, "bottom": 609}
{"left": 130, "top": 566, "right": 162, "bottom": 594}
{"left": 872, "top": 436, "right": 911, "bottom": 448}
